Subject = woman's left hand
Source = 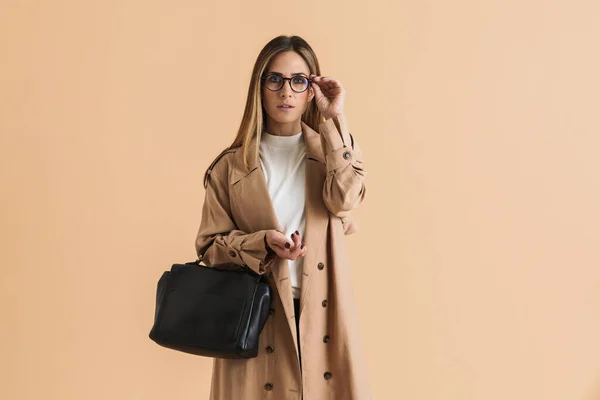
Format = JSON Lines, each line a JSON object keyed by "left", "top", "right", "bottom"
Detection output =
{"left": 310, "top": 74, "right": 345, "bottom": 120}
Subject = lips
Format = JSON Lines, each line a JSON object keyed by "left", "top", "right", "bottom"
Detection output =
{"left": 278, "top": 105, "right": 294, "bottom": 108}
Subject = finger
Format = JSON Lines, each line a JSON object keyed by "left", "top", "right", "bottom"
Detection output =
{"left": 272, "top": 242, "right": 295, "bottom": 260}
{"left": 297, "top": 236, "right": 306, "bottom": 257}
{"left": 290, "top": 247, "right": 303, "bottom": 260}
{"left": 269, "top": 242, "right": 286, "bottom": 256}
{"left": 310, "top": 76, "right": 323, "bottom": 86}
{"left": 319, "top": 82, "right": 342, "bottom": 97}
{"left": 290, "top": 231, "right": 301, "bottom": 250}
{"left": 324, "top": 82, "right": 343, "bottom": 94}
{"left": 277, "top": 234, "right": 294, "bottom": 250}
{"left": 266, "top": 239, "right": 286, "bottom": 257}
{"left": 311, "top": 75, "right": 332, "bottom": 86}
{"left": 320, "top": 76, "right": 338, "bottom": 83}
{"left": 272, "top": 247, "right": 287, "bottom": 259}
{"left": 320, "top": 87, "right": 341, "bottom": 99}
{"left": 311, "top": 81, "right": 325, "bottom": 98}
{"left": 322, "top": 78, "right": 343, "bottom": 91}
{"left": 289, "top": 233, "right": 302, "bottom": 259}
{"left": 299, "top": 242, "right": 307, "bottom": 257}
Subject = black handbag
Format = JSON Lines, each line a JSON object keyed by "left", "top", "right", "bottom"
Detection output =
{"left": 148, "top": 257, "right": 272, "bottom": 359}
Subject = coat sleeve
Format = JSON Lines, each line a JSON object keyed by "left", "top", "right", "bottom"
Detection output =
{"left": 319, "top": 113, "right": 367, "bottom": 217}
{"left": 194, "top": 156, "right": 278, "bottom": 275}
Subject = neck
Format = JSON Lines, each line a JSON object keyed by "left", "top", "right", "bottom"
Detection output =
{"left": 264, "top": 116, "right": 302, "bottom": 136}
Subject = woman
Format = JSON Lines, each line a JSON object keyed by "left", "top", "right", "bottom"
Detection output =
{"left": 195, "top": 35, "right": 371, "bottom": 400}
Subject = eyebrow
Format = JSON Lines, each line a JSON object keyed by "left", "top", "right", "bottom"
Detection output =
{"left": 267, "top": 71, "right": 308, "bottom": 76}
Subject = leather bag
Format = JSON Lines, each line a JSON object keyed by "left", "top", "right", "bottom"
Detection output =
{"left": 149, "top": 257, "right": 272, "bottom": 359}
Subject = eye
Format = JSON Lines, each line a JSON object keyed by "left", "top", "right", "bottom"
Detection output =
{"left": 292, "top": 76, "right": 307, "bottom": 84}
{"left": 267, "top": 75, "right": 282, "bottom": 83}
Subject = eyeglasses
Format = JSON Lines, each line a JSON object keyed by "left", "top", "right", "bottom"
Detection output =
{"left": 261, "top": 73, "right": 311, "bottom": 93}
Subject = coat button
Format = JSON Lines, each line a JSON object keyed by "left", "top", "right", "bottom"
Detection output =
{"left": 264, "top": 382, "right": 273, "bottom": 391}
{"left": 229, "top": 250, "right": 236, "bottom": 257}
{"left": 317, "top": 262, "right": 324, "bottom": 270}
{"left": 324, "top": 371, "right": 333, "bottom": 380}
{"left": 322, "top": 300, "right": 328, "bottom": 307}
{"left": 266, "top": 345, "right": 274, "bottom": 353}
{"left": 269, "top": 308, "right": 274, "bottom": 315}
{"left": 323, "top": 335, "right": 330, "bottom": 343}
{"left": 343, "top": 151, "right": 351, "bottom": 160}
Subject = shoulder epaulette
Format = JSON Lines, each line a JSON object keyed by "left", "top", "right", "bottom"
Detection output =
{"left": 203, "top": 147, "right": 237, "bottom": 188}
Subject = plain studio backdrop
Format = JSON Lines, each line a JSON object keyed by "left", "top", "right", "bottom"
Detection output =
{"left": 1, "top": 0, "right": 599, "bottom": 399}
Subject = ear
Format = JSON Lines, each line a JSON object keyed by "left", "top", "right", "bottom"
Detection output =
{"left": 308, "top": 86, "right": 315, "bottom": 102}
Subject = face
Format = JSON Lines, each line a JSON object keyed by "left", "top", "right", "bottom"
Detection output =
{"left": 261, "top": 51, "right": 314, "bottom": 127}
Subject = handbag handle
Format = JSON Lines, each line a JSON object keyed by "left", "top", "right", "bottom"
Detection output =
{"left": 191, "top": 255, "right": 249, "bottom": 272}
{"left": 190, "top": 256, "right": 265, "bottom": 283}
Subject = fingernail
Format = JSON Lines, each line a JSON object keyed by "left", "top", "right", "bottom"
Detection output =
{"left": 300, "top": 244, "right": 304, "bottom": 249}
{"left": 285, "top": 242, "right": 291, "bottom": 249}
{"left": 291, "top": 232, "right": 295, "bottom": 238}
{"left": 295, "top": 230, "right": 299, "bottom": 235}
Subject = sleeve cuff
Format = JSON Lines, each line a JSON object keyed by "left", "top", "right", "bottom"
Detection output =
{"left": 319, "top": 114, "right": 352, "bottom": 152}
{"left": 227, "top": 230, "right": 277, "bottom": 274}
{"left": 325, "top": 146, "right": 356, "bottom": 172}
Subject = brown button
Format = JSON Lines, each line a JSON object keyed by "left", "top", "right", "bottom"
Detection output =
{"left": 323, "top": 335, "right": 330, "bottom": 343}
{"left": 266, "top": 345, "right": 274, "bottom": 353}
{"left": 229, "top": 250, "right": 236, "bottom": 257}
{"left": 324, "top": 371, "right": 333, "bottom": 380}
{"left": 343, "top": 151, "right": 351, "bottom": 160}
{"left": 317, "top": 262, "right": 324, "bottom": 270}
{"left": 322, "top": 299, "right": 328, "bottom": 307}
{"left": 264, "top": 382, "right": 273, "bottom": 391}
{"left": 269, "top": 308, "right": 275, "bottom": 315}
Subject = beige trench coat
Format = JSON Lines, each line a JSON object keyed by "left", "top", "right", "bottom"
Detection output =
{"left": 195, "top": 114, "right": 371, "bottom": 400}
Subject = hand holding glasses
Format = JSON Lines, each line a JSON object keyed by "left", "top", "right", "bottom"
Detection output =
{"left": 309, "top": 74, "right": 345, "bottom": 120}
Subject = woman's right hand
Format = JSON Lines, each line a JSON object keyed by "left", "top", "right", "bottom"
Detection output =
{"left": 265, "top": 229, "right": 307, "bottom": 261}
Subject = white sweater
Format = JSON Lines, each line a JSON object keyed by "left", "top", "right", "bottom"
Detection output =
{"left": 259, "top": 130, "right": 306, "bottom": 299}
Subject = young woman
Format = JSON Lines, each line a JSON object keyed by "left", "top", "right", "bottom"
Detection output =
{"left": 195, "top": 35, "right": 371, "bottom": 400}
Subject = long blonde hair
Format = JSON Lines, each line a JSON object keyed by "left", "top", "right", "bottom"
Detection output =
{"left": 203, "top": 35, "right": 323, "bottom": 188}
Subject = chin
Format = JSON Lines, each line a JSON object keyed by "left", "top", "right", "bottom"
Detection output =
{"left": 269, "top": 111, "right": 301, "bottom": 124}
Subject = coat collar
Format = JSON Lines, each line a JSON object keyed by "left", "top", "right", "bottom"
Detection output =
{"left": 230, "top": 120, "right": 325, "bottom": 184}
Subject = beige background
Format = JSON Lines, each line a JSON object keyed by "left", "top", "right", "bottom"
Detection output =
{"left": 2, "top": 0, "right": 599, "bottom": 399}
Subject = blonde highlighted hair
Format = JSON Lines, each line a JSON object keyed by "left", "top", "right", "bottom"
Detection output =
{"left": 203, "top": 35, "right": 323, "bottom": 188}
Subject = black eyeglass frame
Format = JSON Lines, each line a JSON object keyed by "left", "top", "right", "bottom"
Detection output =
{"left": 260, "top": 73, "right": 312, "bottom": 93}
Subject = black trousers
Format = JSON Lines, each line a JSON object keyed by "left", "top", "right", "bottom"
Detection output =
{"left": 293, "top": 297, "right": 302, "bottom": 372}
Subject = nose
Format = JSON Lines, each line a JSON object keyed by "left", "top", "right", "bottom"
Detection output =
{"left": 280, "top": 82, "right": 294, "bottom": 97}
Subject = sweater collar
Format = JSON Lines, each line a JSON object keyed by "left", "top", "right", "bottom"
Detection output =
{"left": 260, "top": 129, "right": 304, "bottom": 149}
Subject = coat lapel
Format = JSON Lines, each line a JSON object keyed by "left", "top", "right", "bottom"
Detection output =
{"left": 229, "top": 120, "right": 330, "bottom": 327}
{"left": 297, "top": 122, "right": 330, "bottom": 314}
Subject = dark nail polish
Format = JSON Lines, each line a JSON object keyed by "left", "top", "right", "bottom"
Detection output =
{"left": 300, "top": 244, "right": 304, "bottom": 249}
{"left": 291, "top": 232, "right": 295, "bottom": 238}
{"left": 295, "top": 230, "right": 299, "bottom": 235}
{"left": 285, "top": 242, "right": 291, "bottom": 249}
